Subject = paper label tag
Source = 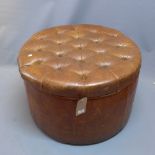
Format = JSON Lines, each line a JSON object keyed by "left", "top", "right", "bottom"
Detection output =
{"left": 76, "top": 97, "right": 87, "bottom": 116}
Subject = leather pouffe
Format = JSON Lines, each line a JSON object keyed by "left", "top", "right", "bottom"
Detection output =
{"left": 17, "top": 24, "right": 141, "bottom": 145}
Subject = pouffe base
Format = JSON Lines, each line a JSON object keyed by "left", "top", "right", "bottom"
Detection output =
{"left": 24, "top": 78, "right": 138, "bottom": 145}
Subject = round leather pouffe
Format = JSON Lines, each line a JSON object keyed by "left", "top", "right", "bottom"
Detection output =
{"left": 18, "top": 24, "right": 141, "bottom": 145}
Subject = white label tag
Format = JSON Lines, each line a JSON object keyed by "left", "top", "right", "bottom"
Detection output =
{"left": 76, "top": 97, "right": 87, "bottom": 116}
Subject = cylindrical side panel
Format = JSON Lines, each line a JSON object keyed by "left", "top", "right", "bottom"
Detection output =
{"left": 24, "top": 77, "right": 138, "bottom": 145}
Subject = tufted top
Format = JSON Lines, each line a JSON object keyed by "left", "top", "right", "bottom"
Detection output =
{"left": 18, "top": 24, "right": 141, "bottom": 98}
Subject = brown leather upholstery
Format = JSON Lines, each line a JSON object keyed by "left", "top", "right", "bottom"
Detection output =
{"left": 25, "top": 77, "right": 138, "bottom": 145}
{"left": 18, "top": 24, "right": 141, "bottom": 98}
{"left": 18, "top": 24, "right": 141, "bottom": 145}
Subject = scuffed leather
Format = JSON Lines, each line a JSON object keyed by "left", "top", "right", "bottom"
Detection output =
{"left": 18, "top": 24, "right": 141, "bottom": 98}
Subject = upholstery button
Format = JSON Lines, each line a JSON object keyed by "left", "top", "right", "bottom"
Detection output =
{"left": 91, "top": 38, "right": 104, "bottom": 43}
{"left": 56, "top": 31, "right": 64, "bottom": 34}
{"left": 120, "top": 55, "right": 131, "bottom": 60}
{"left": 57, "top": 66, "right": 62, "bottom": 70}
{"left": 81, "top": 74, "right": 87, "bottom": 81}
{"left": 28, "top": 54, "right": 32, "bottom": 57}
{"left": 58, "top": 54, "right": 63, "bottom": 57}
{"left": 110, "top": 34, "right": 118, "bottom": 37}
{"left": 95, "top": 49, "right": 106, "bottom": 54}
{"left": 97, "top": 62, "right": 111, "bottom": 68}
{"left": 56, "top": 52, "right": 64, "bottom": 57}
{"left": 116, "top": 43, "right": 128, "bottom": 47}
{"left": 39, "top": 36, "right": 49, "bottom": 40}
{"left": 37, "top": 48, "right": 43, "bottom": 51}
{"left": 51, "top": 64, "right": 62, "bottom": 70}
{"left": 74, "top": 57, "right": 85, "bottom": 62}
{"left": 75, "top": 44, "right": 86, "bottom": 49}
{"left": 77, "top": 46, "right": 83, "bottom": 50}
{"left": 87, "top": 29, "right": 98, "bottom": 33}
{"left": 79, "top": 59, "right": 85, "bottom": 63}
{"left": 32, "top": 60, "right": 43, "bottom": 65}
{"left": 57, "top": 42, "right": 62, "bottom": 45}
{"left": 73, "top": 35, "right": 79, "bottom": 39}
{"left": 93, "top": 39, "right": 99, "bottom": 43}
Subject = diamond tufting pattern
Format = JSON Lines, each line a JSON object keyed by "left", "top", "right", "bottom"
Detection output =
{"left": 18, "top": 24, "right": 141, "bottom": 98}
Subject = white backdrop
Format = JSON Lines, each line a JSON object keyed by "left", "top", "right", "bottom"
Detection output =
{"left": 0, "top": 0, "right": 155, "bottom": 65}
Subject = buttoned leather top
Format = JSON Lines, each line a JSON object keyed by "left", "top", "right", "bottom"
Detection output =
{"left": 18, "top": 24, "right": 141, "bottom": 98}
